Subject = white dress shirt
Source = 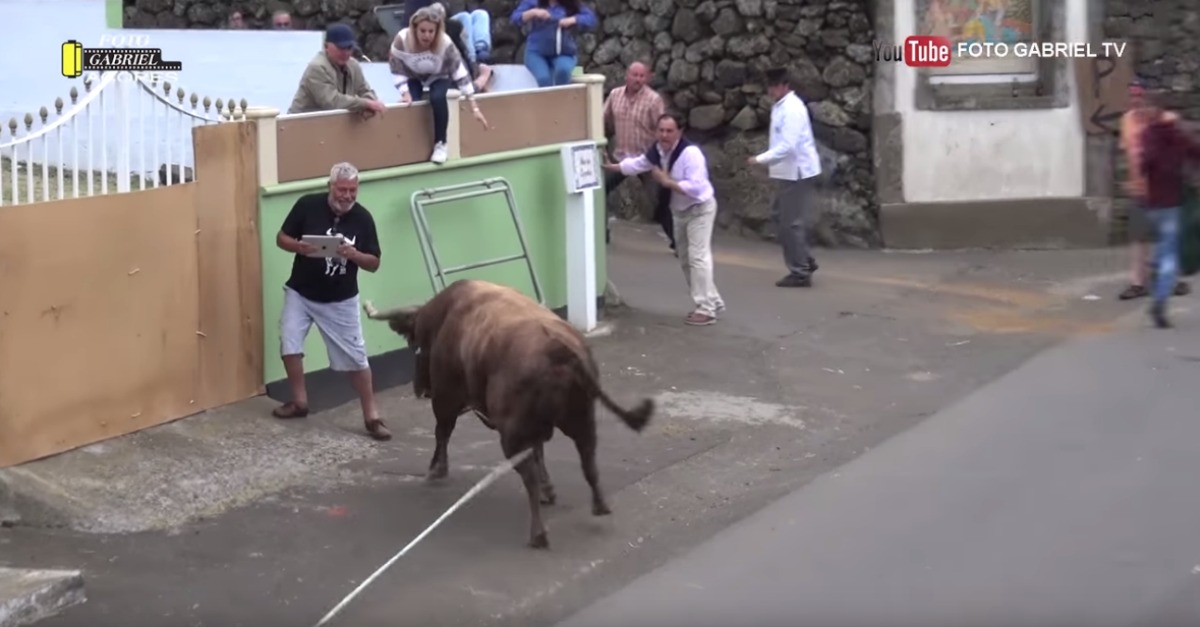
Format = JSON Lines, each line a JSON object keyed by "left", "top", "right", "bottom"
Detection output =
{"left": 753, "top": 90, "right": 821, "bottom": 181}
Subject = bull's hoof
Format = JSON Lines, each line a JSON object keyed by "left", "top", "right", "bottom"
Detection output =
{"left": 528, "top": 532, "right": 550, "bottom": 549}
{"left": 592, "top": 501, "right": 612, "bottom": 516}
{"left": 425, "top": 467, "right": 448, "bottom": 481}
{"left": 540, "top": 490, "right": 557, "bottom": 506}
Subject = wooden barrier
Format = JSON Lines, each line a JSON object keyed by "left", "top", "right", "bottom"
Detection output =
{"left": 270, "top": 78, "right": 602, "bottom": 185}
{"left": 0, "top": 122, "right": 265, "bottom": 467}
{"left": 459, "top": 87, "right": 589, "bottom": 157}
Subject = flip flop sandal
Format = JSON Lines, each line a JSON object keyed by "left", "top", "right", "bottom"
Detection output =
{"left": 365, "top": 418, "right": 392, "bottom": 441}
{"left": 272, "top": 402, "right": 309, "bottom": 419}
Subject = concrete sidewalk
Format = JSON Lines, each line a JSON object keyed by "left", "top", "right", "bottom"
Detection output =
{"left": 556, "top": 304, "right": 1200, "bottom": 627}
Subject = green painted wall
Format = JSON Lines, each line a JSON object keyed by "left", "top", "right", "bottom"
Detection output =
{"left": 107, "top": 0, "right": 123, "bottom": 27}
{"left": 258, "top": 145, "right": 608, "bottom": 383}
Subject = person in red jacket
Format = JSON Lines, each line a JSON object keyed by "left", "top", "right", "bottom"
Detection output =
{"left": 1138, "top": 95, "right": 1200, "bottom": 328}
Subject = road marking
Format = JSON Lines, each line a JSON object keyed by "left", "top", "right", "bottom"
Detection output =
{"left": 947, "top": 308, "right": 1117, "bottom": 335}
{"left": 614, "top": 232, "right": 1126, "bottom": 336}
{"left": 615, "top": 236, "right": 1055, "bottom": 308}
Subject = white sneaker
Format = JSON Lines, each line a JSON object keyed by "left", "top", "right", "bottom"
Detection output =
{"left": 431, "top": 141, "right": 448, "bottom": 164}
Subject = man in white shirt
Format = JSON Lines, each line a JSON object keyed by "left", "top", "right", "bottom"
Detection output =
{"left": 748, "top": 67, "right": 823, "bottom": 288}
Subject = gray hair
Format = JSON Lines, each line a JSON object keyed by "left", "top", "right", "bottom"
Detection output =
{"left": 329, "top": 162, "right": 359, "bottom": 182}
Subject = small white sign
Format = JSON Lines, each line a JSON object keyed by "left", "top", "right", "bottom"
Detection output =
{"left": 561, "top": 141, "right": 600, "bottom": 194}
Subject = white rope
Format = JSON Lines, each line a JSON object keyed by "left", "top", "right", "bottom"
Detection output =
{"left": 313, "top": 447, "right": 533, "bottom": 627}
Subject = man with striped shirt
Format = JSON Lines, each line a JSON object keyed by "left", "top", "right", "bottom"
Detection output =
{"left": 602, "top": 61, "right": 667, "bottom": 246}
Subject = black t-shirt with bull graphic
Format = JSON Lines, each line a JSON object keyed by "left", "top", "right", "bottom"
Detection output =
{"left": 281, "top": 192, "right": 382, "bottom": 303}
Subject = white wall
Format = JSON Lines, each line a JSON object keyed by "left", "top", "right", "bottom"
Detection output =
{"left": 894, "top": 0, "right": 1087, "bottom": 203}
{"left": 0, "top": 0, "right": 540, "bottom": 177}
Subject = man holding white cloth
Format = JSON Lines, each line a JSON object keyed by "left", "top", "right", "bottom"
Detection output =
{"left": 749, "top": 67, "right": 823, "bottom": 288}
{"left": 604, "top": 112, "right": 725, "bottom": 326}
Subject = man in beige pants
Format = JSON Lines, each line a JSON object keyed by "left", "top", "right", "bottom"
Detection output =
{"left": 603, "top": 113, "right": 725, "bottom": 325}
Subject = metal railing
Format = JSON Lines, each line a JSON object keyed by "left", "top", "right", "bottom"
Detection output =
{"left": 0, "top": 71, "right": 251, "bottom": 206}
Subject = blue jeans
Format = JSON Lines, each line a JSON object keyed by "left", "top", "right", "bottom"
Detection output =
{"left": 451, "top": 10, "right": 491, "bottom": 63}
{"left": 524, "top": 49, "right": 576, "bottom": 87}
{"left": 408, "top": 78, "right": 451, "bottom": 144}
{"left": 1147, "top": 206, "right": 1181, "bottom": 305}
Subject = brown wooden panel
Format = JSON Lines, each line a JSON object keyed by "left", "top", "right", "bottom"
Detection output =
{"left": 276, "top": 106, "right": 435, "bottom": 183}
{"left": 0, "top": 185, "right": 202, "bottom": 467}
{"left": 461, "top": 87, "right": 588, "bottom": 158}
{"left": 192, "top": 122, "right": 265, "bottom": 407}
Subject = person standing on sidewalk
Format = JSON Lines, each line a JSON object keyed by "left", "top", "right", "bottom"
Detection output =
{"left": 748, "top": 67, "right": 822, "bottom": 288}
{"left": 271, "top": 162, "right": 392, "bottom": 441}
{"left": 602, "top": 61, "right": 666, "bottom": 247}
{"left": 1117, "top": 80, "right": 1190, "bottom": 301}
{"left": 602, "top": 113, "right": 725, "bottom": 325}
{"left": 1137, "top": 93, "right": 1200, "bottom": 328}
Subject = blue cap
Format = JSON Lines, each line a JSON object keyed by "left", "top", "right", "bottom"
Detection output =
{"left": 325, "top": 23, "right": 356, "bottom": 49}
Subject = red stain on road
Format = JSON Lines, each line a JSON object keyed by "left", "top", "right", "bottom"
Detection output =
{"left": 327, "top": 506, "right": 348, "bottom": 517}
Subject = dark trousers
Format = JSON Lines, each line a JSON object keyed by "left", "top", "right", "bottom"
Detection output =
{"left": 408, "top": 78, "right": 451, "bottom": 143}
{"left": 772, "top": 178, "right": 817, "bottom": 276}
{"left": 604, "top": 169, "right": 673, "bottom": 248}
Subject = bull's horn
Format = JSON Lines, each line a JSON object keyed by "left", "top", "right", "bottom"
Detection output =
{"left": 362, "top": 302, "right": 419, "bottom": 320}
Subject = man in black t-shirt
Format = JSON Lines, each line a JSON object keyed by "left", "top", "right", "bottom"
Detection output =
{"left": 271, "top": 162, "right": 391, "bottom": 441}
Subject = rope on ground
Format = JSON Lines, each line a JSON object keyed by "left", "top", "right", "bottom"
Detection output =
{"left": 312, "top": 447, "right": 533, "bottom": 627}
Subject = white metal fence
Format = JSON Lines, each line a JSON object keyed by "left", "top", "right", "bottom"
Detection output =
{"left": 0, "top": 71, "right": 250, "bottom": 206}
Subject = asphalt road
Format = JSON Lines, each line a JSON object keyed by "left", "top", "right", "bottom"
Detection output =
{"left": 557, "top": 302, "right": 1200, "bottom": 627}
{"left": 0, "top": 221, "right": 1165, "bottom": 627}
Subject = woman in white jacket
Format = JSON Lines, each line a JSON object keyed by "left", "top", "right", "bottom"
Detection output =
{"left": 389, "top": 4, "right": 490, "bottom": 164}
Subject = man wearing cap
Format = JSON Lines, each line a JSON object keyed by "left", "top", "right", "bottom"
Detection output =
{"left": 748, "top": 67, "right": 822, "bottom": 288}
{"left": 288, "top": 24, "right": 387, "bottom": 116}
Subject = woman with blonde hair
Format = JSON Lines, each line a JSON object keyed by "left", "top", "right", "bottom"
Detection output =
{"left": 389, "top": 3, "right": 490, "bottom": 164}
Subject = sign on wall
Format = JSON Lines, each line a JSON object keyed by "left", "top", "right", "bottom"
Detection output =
{"left": 918, "top": 0, "right": 1038, "bottom": 75}
{"left": 1075, "top": 46, "right": 1134, "bottom": 135}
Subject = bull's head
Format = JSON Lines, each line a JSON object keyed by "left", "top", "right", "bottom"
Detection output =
{"left": 362, "top": 301, "right": 421, "bottom": 343}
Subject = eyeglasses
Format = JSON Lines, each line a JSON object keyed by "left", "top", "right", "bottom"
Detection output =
{"left": 273, "top": 21, "right": 291, "bottom": 28}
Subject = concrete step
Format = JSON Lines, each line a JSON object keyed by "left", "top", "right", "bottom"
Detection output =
{"left": 881, "top": 196, "right": 1115, "bottom": 250}
{"left": 0, "top": 568, "right": 85, "bottom": 627}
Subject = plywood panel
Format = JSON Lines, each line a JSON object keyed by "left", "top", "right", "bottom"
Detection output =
{"left": 276, "top": 106, "right": 435, "bottom": 183}
{"left": 460, "top": 87, "right": 588, "bottom": 158}
{"left": 193, "top": 122, "right": 265, "bottom": 406}
{"left": 0, "top": 185, "right": 201, "bottom": 467}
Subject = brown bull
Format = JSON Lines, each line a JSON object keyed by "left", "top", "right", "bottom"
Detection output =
{"left": 363, "top": 279, "right": 654, "bottom": 548}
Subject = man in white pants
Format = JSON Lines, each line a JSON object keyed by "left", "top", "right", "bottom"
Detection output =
{"left": 749, "top": 67, "right": 822, "bottom": 288}
{"left": 271, "top": 162, "right": 391, "bottom": 441}
{"left": 603, "top": 112, "right": 725, "bottom": 325}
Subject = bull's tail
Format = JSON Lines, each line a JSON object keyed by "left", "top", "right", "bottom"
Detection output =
{"left": 545, "top": 337, "right": 654, "bottom": 432}
{"left": 569, "top": 350, "right": 654, "bottom": 432}
{"left": 596, "top": 387, "right": 654, "bottom": 433}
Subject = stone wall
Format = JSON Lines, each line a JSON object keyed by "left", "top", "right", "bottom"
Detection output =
{"left": 1106, "top": 1, "right": 1200, "bottom": 230}
{"left": 124, "top": 0, "right": 878, "bottom": 246}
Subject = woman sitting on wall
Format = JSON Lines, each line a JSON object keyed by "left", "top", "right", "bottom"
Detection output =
{"left": 510, "top": 0, "right": 597, "bottom": 87}
{"left": 389, "top": 4, "right": 491, "bottom": 164}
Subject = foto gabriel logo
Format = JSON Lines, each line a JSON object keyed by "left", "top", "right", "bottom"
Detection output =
{"left": 60, "top": 40, "right": 183, "bottom": 78}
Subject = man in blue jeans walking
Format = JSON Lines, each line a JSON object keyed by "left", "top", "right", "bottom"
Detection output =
{"left": 1138, "top": 94, "right": 1200, "bottom": 328}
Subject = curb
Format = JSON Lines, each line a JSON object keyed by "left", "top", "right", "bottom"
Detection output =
{"left": 0, "top": 568, "right": 86, "bottom": 627}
